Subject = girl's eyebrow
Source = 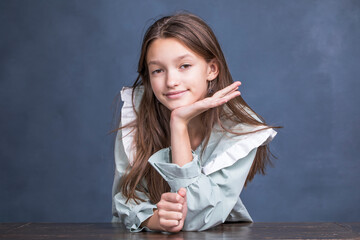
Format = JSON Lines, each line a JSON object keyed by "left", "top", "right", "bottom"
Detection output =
{"left": 148, "top": 54, "right": 193, "bottom": 66}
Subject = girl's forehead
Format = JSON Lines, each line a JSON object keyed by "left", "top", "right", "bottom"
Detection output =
{"left": 146, "top": 38, "right": 202, "bottom": 64}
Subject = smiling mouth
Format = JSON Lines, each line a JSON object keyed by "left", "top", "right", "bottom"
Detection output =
{"left": 165, "top": 90, "right": 188, "bottom": 99}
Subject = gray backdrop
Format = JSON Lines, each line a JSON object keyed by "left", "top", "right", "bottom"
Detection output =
{"left": 1, "top": 0, "right": 359, "bottom": 222}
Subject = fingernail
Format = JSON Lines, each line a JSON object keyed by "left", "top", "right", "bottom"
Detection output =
{"left": 179, "top": 213, "right": 183, "bottom": 219}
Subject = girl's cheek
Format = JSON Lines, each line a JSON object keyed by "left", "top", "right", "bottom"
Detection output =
{"left": 150, "top": 81, "right": 165, "bottom": 96}
{"left": 186, "top": 67, "right": 204, "bottom": 78}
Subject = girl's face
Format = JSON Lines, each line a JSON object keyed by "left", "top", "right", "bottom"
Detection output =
{"left": 146, "top": 38, "right": 218, "bottom": 111}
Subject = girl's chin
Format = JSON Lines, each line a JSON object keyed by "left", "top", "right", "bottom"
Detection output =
{"left": 164, "top": 102, "right": 190, "bottom": 111}
{"left": 159, "top": 97, "right": 202, "bottom": 111}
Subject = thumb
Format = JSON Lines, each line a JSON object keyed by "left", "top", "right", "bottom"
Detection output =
{"left": 177, "top": 187, "right": 186, "bottom": 198}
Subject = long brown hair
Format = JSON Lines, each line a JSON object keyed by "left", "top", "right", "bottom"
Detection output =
{"left": 116, "top": 11, "right": 281, "bottom": 204}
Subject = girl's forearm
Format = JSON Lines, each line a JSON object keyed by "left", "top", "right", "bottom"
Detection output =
{"left": 170, "top": 119, "right": 193, "bottom": 167}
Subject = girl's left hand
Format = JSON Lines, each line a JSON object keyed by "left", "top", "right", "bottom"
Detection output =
{"left": 156, "top": 188, "right": 188, "bottom": 232}
{"left": 171, "top": 81, "right": 241, "bottom": 124}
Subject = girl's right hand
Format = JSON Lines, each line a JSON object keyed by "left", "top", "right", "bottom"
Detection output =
{"left": 156, "top": 188, "right": 187, "bottom": 232}
{"left": 170, "top": 81, "right": 241, "bottom": 125}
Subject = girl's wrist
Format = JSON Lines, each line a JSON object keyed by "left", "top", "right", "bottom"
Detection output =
{"left": 170, "top": 115, "right": 188, "bottom": 128}
{"left": 170, "top": 119, "right": 188, "bottom": 134}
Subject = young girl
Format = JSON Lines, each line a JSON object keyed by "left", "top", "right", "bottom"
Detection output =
{"left": 111, "top": 12, "right": 279, "bottom": 233}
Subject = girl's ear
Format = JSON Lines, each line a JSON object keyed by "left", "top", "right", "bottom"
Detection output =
{"left": 207, "top": 59, "right": 219, "bottom": 81}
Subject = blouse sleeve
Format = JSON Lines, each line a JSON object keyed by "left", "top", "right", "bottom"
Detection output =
{"left": 148, "top": 127, "right": 276, "bottom": 231}
{"left": 111, "top": 127, "right": 157, "bottom": 232}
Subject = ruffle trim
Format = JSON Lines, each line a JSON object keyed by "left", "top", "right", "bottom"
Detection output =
{"left": 120, "top": 86, "right": 143, "bottom": 166}
{"left": 201, "top": 126, "right": 277, "bottom": 175}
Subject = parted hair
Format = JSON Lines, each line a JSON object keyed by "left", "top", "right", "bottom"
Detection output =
{"left": 115, "top": 11, "right": 281, "bottom": 204}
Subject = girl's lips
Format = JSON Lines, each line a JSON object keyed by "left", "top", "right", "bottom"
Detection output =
{"left": 165, "top": 90, "right": 188, "bottom": 99}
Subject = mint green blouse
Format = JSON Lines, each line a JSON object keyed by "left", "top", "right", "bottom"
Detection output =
{"left": 111, "top": 86, "right": 277, "bottom": 232}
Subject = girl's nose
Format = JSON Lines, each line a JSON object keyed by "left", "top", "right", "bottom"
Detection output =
{"left": 166, "top": 70, "right": 180, "bottom": 88}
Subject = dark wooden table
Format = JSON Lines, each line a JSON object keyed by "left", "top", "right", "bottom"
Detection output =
{"left": 0, "top": 222, "right": 359, "bottom": 239}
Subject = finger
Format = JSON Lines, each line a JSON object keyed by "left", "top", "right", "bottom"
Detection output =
{"left": 159, "top": 218, "right": 180, "bottom": 228}
{"left": 212, "top": 91, "right": 241, "bottom": 107}
{"left": 177, "top": 188, "right": 186, "bottom": 198}
{"left": 166, "top": 219, "right": 184, "bottom": 233}
{"left": 222, "top": 90, "right": 241, "bottom": 101}
{"left": 161, "top": 192, "right": 185, "bottom": 204}
{"left": 223, "top": 88, "right": 238, "bottom": 98}
{"left": 213, "top": 81, "right": 241, "bottom": 98}
{"left": 222, "top": 91, "right": 241, "bottom": 102}
{"left": 158, "top": 210, "right": 183, "bottom": 220}
{"left": 157, "top": 201, "right": 183, "bottom": 212}
{"left": 223, "top": 82, "right": 241, "bottom": 96}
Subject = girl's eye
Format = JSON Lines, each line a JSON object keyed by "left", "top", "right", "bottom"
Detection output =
{"left": 180, "top": 64, "right": 191, "bottom": 69}
{"left": 151, "top": 69, "right": 163, "bottom": 75}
